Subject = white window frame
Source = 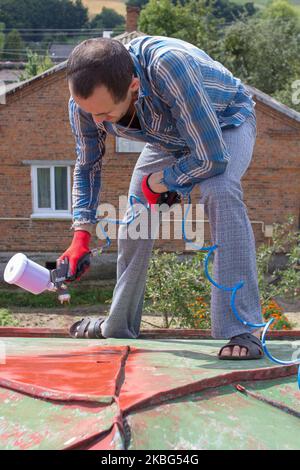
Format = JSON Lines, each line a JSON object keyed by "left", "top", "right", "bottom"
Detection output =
{"left": 30, "top": 164, "right": 73, "bottom": 219}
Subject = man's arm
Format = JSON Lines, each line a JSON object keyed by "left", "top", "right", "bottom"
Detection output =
{"left": 68, "top": 96, "right": 107, "bottom": 232}
{"left": 153, "top": 50, "right": 231, "bottom": 194}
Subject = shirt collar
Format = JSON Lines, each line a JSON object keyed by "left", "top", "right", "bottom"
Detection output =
{"left": 129, "top": 50, "right": 151, "bottom": 99}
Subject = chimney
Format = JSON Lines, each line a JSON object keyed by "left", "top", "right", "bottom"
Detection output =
{"left": 126, "top": 5, "right": 141, "bottom": 33}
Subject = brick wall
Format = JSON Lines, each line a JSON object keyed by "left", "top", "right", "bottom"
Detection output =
{"left": 243, "top": 101, "right": 300, "bottom": 241}
{"left": 0, "top": 72, "right": 299, "bottom": 261}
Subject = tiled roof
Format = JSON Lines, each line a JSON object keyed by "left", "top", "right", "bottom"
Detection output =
{"left": 0, "top": 68, "right": 23, "bottom": 83}
{"left": 49, "top": 43, "right": 77, "bottom": 60}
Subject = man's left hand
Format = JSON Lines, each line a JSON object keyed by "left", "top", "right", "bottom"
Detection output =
{"left": 141, "top": 171, "right": 181, "bottom": 211}
{"left": 147, "top": 171, "right": 168, "bottom": 193}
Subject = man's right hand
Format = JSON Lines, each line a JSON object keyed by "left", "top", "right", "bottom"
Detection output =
{"left": 57, "top": 230, "right": 91, "bottom": 282}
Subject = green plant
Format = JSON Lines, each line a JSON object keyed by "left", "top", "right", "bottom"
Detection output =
{"left": 19, "top": 49, "right": 54, "bottom": 81}
{"left": 144, "top": 215, "right": 299, "bottom": 331}
{"left": 257, "top": 215, "right": 300, "bottom": 304}
{"left": 261, "top": 299, "right": 293, "bottom": 330}
{"left": 2, "top": 28, "right": 24, "bottom": 60}
{"left": 0, "top": 22, "right": 5, "bottom": 55}
{"left": 186, "top": 295, "right": 211, "bottom": 329}
{"left": 0, "top": 308, "right": 18, "bottom": 326}
{"left": 0, "top": 286, "right": 114, "bottom": 309}
{"left": 144, "top": 249, "right": 211, "bottom": 328}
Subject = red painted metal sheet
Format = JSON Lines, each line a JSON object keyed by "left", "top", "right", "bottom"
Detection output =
{"left": 0, "top": 345, "right": 129, "bottom": 403}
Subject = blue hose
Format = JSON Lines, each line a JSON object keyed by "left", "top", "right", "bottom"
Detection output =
{"left": 96, "top": 192, "right": 300, "bottom": 388}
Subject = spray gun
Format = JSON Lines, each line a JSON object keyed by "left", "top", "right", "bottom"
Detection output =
{"left": 4, "top": 249, "right": 104, "bottom": 305}
{"left": 4, "top": 196, "right": 148, "bottom": 304}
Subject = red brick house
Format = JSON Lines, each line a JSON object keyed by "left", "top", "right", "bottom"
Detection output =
{"left": 0, "top": 30, "right": 299, "bottom": 280}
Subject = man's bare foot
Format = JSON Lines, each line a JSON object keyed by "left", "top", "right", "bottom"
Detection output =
{"left": 219, "top": 329, "right": 261, "bottom": 358}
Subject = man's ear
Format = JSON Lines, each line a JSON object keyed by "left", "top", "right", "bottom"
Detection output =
{"left": 130, "top": 76, "right": 140, "bottom": 92}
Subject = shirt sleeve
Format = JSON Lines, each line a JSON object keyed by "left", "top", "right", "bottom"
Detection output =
{"left": 68, "top": 96, "right": 107, "bottom": 228}
{"left": 153, "top": 50, "right": 231, "bottom": 195}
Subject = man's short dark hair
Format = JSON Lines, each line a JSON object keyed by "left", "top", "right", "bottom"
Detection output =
{"left": 67, "top": 38, "right": 135, "bottom": 103}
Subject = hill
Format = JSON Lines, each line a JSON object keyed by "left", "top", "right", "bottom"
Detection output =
{"left": 82, "top": 0, "right": 126, "bottom": 17}
{"left": 232, "top": 0, "right": 300, "bottom": 13}
{"left": 81, "top": 0, "right": 300, "bottom": 19}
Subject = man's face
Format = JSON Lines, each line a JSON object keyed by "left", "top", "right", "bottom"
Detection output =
{"left": 69, "top": 77, "right": 140, "bottom": 125}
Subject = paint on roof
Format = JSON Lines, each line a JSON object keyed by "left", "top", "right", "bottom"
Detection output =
{"left": 0, "top": 335, "right": 299, "bottom": 450}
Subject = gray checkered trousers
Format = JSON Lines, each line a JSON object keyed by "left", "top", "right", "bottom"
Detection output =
{"left": 101, "top": 110, "right": 263, "bottom": 339}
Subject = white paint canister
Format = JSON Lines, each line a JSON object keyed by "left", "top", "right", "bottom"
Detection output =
{"left": 4, "top": 253, "right": 54, "bottom": 294}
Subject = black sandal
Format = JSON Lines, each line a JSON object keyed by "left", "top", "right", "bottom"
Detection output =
{"left": 69, "top": 317, "right": 105, "bottom": 339}
{"left": 218, "top": 333, "right": 264, "bottom": 360}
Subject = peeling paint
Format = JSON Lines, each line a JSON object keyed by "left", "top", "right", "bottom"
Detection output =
{"left": 0, "top": 337, "right": 299, "bottom": 450}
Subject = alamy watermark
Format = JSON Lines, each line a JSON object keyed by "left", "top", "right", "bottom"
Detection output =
{"left": 0, "top": 80, "right": 6, "bottom": 105}
{"left": 95, "top": 195, "right": 205, "bottom": 250}
{"left": 0, "top": 341, "right": 6, "bottom": 364}
{"left": 291, "top": 79, "right": 300, "bottom": 105}
{"left": 291, "top": 342, "right": 300, "bottom": 362}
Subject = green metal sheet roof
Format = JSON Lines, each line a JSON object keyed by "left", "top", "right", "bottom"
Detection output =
{"left": 0, "top": 336, "right": 299, "bottom": 450}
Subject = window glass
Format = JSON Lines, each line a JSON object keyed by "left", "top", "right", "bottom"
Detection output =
{"left": 37, "top": 167, "right": 51, "bottom": 208}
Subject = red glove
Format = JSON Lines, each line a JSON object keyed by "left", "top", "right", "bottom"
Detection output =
{"left": 57, "top": 230, "right": 91, "bottom": 281}
{"left": 141, "top": 174, "right": 181, "bottom": 211}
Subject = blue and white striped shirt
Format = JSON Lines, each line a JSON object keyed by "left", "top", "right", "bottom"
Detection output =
{"left": 69, "top": 35, "right": 256, "bottom": 226}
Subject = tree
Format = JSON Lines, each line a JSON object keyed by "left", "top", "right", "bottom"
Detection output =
{"left": 0, "top": 0, "right": 89, "bottom": 41}
{"left": 3, "top": 28, "right": 25, "bottom": 60}
{"left": 261, "top": 0, "right": 299, "bottom": 21}
{"left": 206, "top": 0, "right": 257, "bottom": 23}
{"left": 19, "top": 49, "right": 54, "bottom": 80}
{"left": 138, "top": 0, "right": 222, "bottom": 56}
{"left": 0, "top": 22, "right": 5, "bottom": 55}
{"left": 128, "top": 0, "right": 257, "bottom": 21}
{"left": 138, "top": 0, "right": 300, "bottom": 112}
{"left": 90, "top": 8, "right": 125, "bottom": 30}
{"left": 273, "top": 76, "right": 300, "bottom": 113}
{"left": 126, "top": 0, "right": 148, "bottom": 7}
{"left": 217, "top": 14, "right": 300, "bottom": 96}
{"left": 138, "top": 0, "right": 187, "bottom": 37}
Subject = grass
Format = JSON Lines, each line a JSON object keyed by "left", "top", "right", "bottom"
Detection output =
{"left": 232, "top": 0, "right": 300, "bottom": 13}
{"left": 232, "top": 0, "right": 300, "bottom": 5}
{"left": 0, "top": 286, "right": 114, "bottom": 309}
{"left": 0, "top": 308, "right": 18, "bottom": 326}
{"left": 81, "top": 0, "right": 126, "bottom": 17}
{"left": 81, "top": 0, "right": 300, "bottom": 19}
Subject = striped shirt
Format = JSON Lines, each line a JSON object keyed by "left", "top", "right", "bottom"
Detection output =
{"left": 69, "top": 35, "right": 256, "bottom": 227}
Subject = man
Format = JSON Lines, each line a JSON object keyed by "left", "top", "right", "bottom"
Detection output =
{"left": 59, "top": 35, "right": 264, "bottom": 360}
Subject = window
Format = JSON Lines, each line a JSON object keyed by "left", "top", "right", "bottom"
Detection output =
{"left": 31, "top": 165, "right": 72, "bottom": 219}
{"left": 116, "top": 137, "right": 145, "bottom": 153}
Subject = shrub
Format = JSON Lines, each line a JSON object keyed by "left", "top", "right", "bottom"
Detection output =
{"left": 144, "top": 215, "right": 299, "bottom": 330}
{"left": 186, "top": 295, "right": 211, "bottom": 329}
{"left": 261, "top": 299, "right": 293, "bottom": 330}
{"left": 0, "top": 308, "right": 18, "bottom": 327}
{"left": 144, "top": 249, "right": 211, "bottom": 328}
{"left": 257, "top": 215, "right": 300, "bottom": 303}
